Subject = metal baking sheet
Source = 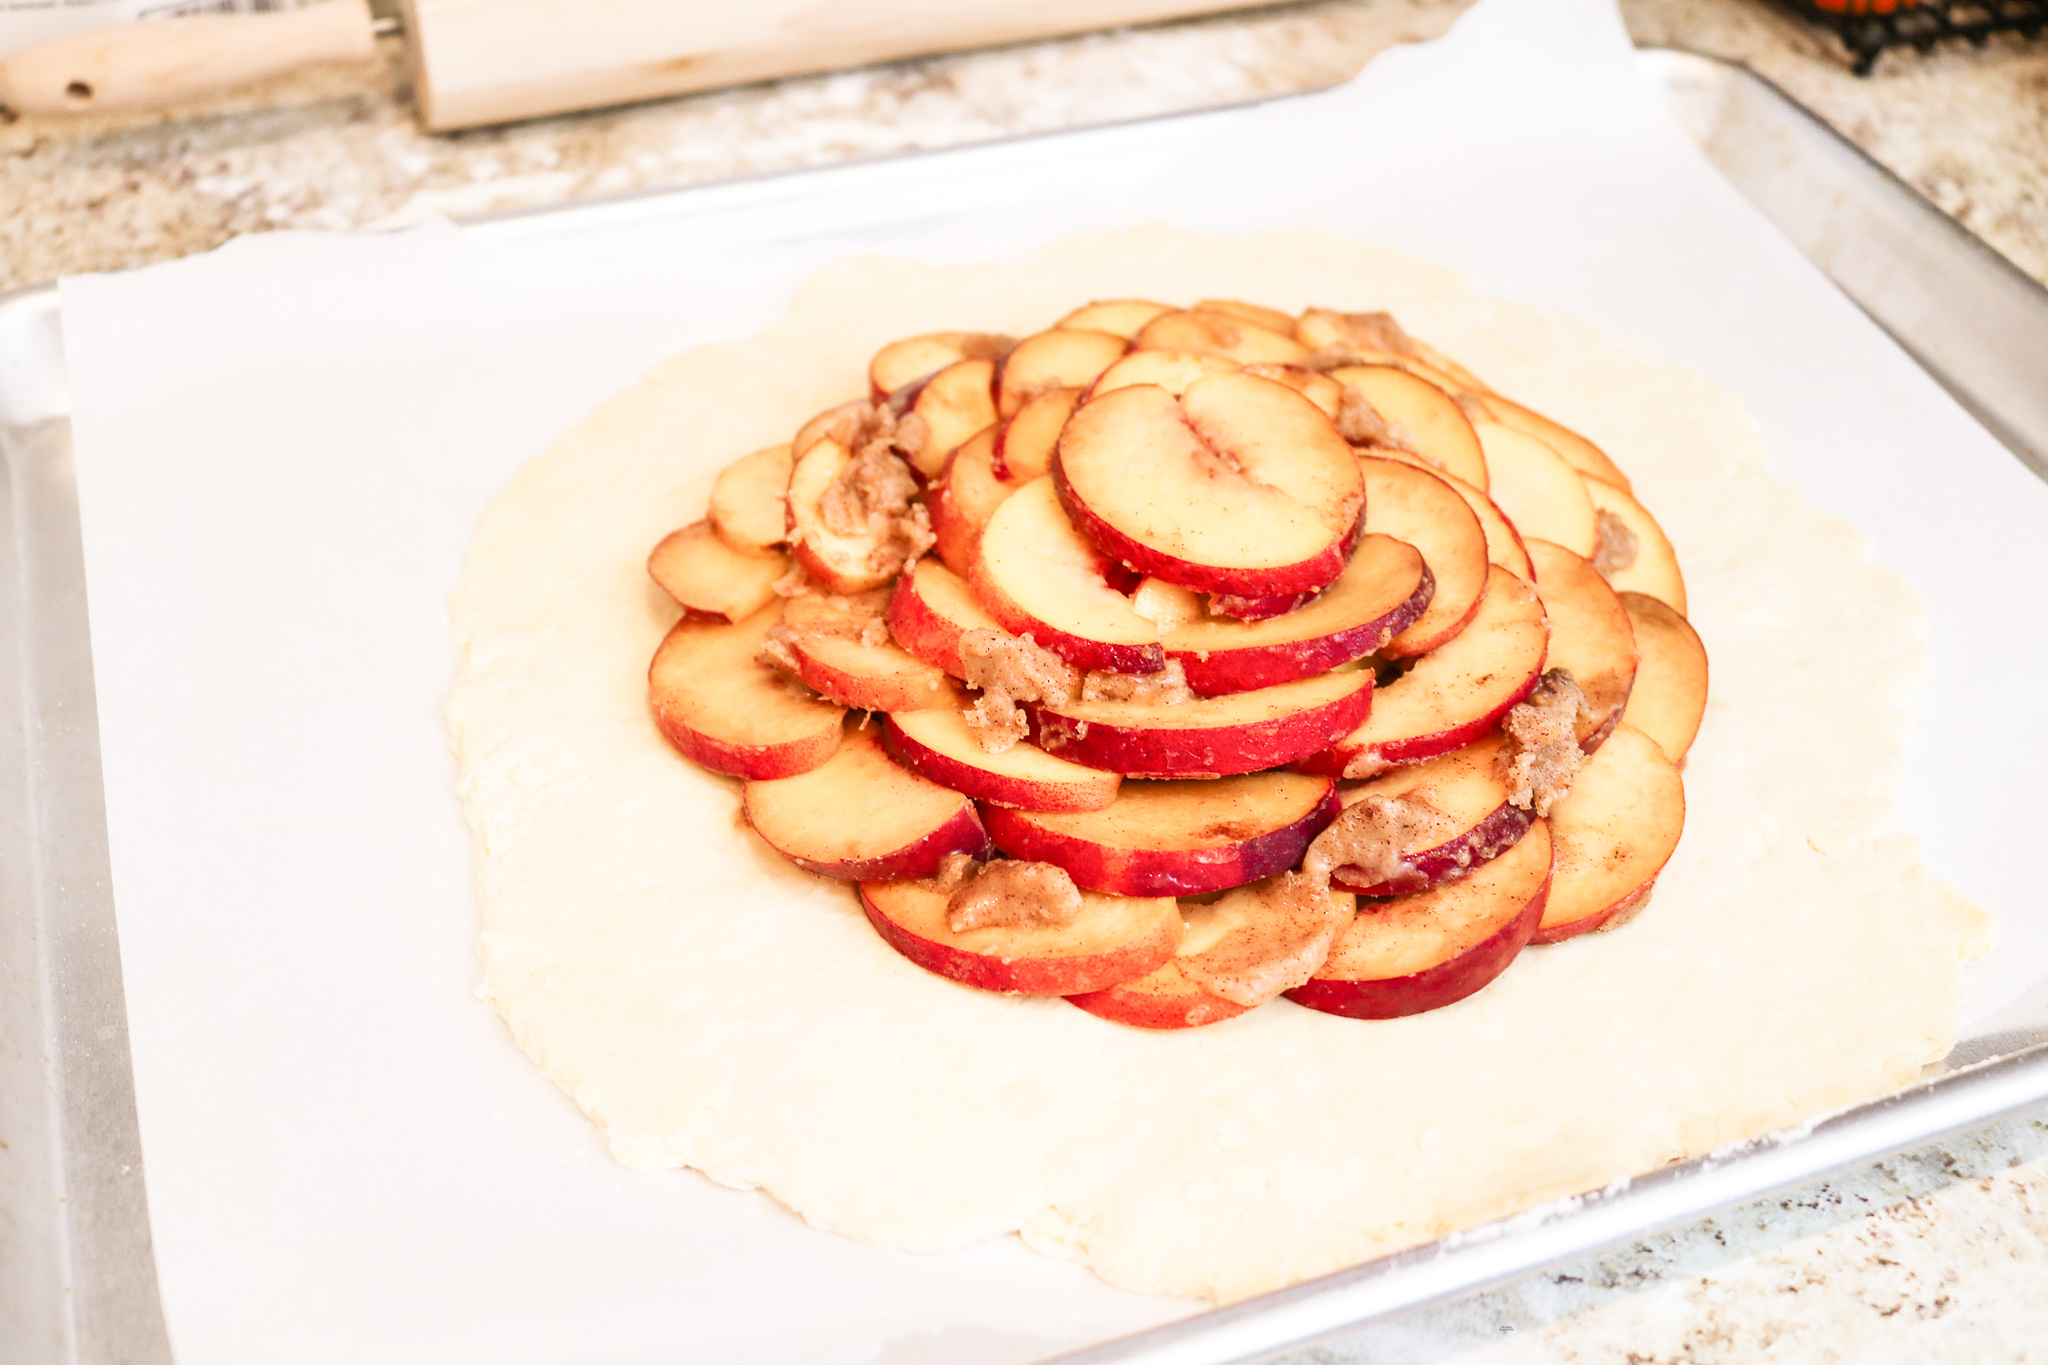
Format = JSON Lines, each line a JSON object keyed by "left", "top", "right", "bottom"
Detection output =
{"left": 5, "top": 46, "right": 2048, "bottom": 1365}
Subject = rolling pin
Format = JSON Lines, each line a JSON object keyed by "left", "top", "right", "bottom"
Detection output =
{"left": 0, "top": 0, "right": 1303, "bottom": 132}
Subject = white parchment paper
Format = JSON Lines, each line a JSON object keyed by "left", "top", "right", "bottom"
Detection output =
{"left": 55, "top": 0, "right": 2048, "bottom": 1361}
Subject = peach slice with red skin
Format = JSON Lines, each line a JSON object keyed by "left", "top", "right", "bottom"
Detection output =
{"left": 1531, "top": 724, "right": 1684, "bottom": 944}
{"left": 983, "top": 771, "right": 1338, "bottom": 897}
{"left": 1358, "top": 455, "right": 1489, "bottom": 658}
{"left": 1055, "top": 373, "right": 1365, "bottom": 597}
{"left": 1290, "top": 819, "right": 1551, "bottom": 1020}
{"left": 1133, "top": 309, "right": 1308, "bottom": 364}
{"left": 1070, "top": 874, "right": 1358, "bottom": 1029}
{"left": 1327, "top": 733, "right": 1535, "bottom": 896}
{"left": 1089, "top": 349, "right": 1243, "bottom": 400}
{"left": 910, "top": 359, "right": 998, "bottom": 477}
{"left": 791, "top": 400, "right": 866, "bottom": 459}
{"left": 1616, "top": 591, "right": 1708, "bottom": 762}
{"left": 1298, "top": 564, "right": 1548, "bottom": 777}
{"left": 1479, "top": 393, "right": 1630, "bottom": 491}
{"left": 1329, "top": 365, "right": 1487, "bottom": 490}
{"left": 785, "top": 436, "right": 921, "bottom": 594}
{"left": 926, "top": 425, "right": 1008, "bottom": 578}
{"left": 884, "top": 706, "right": 1121, "bottom": 812}
{"left": 649, "top": 605, "right": 845, "bottom": 779}
{"left": 1377, "top": 451, "right": 1531, "bottom": 579}
{"left": 1583, "top": 476, "right": 1687, "bottom": 615}
{"left": 990, "top": 386, "right": 1082, "bottom": 484}
{"left": 707, "top": 445, "right": 793, "bottom": 554}
{"left": 971, "top": 476, "right": 1165, "bottom": 675}
{"left": 777, "top": 591, "right": 956, "bottom": 713}
{"left": 743, "top": 729, "right": 991, "bottom": 880}
{"left": 869, "top": 331, "right": 1011, "bottom": 402}
{"left": 860, "top": 877, "right": 1181, "bottom": 996}
{"left": 1066, "top": 955, "right": 1250, "bottom": 1031}
{"left": 1056, "top": 298, "right": 1174, "bottom": 338}
{"left": 1243, "top": 364, "right": 1348, "bottom": 420}
{"left": 1292, "top": 308, "right": 1484, "bottom": 390}
{"left": 995, "top": 328, "right": 1127, "bottom": 418}
{"left": 647, "top": 521, "right": 788, "bottom": 623}
{"left": 1029, "top": 668, "right": 1373, "bottom": 779}
{"left": 886, "top": 557, "right": 1004, "bottom": 679}
{"left": 1195, "top": 298, "right": 1298, "bottom": 334}
{"left": 1159, "top": 533, "right": 1430, "bottom": 696}
{"left": 1523, "top": 539, "right": 1639, "bottom": 750}
{"left": 1473, "top": 421, "right": 1598, "bottom": 557}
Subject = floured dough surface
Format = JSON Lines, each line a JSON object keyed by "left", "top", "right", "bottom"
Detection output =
{"left": 447, "top": 227, "right": 1989, "bottom": 1303}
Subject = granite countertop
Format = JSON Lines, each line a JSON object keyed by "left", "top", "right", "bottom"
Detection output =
{"left": 6, "top": 1, "right": 2048, "bottom": 1360}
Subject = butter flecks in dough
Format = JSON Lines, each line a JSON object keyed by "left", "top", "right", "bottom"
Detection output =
{"left": 447, "top": 227, "right": 1990, "bottom": 1304}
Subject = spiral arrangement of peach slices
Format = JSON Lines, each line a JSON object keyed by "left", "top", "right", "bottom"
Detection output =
{"left": 646, "top": 298, "right": 1710, "bottom": 1029}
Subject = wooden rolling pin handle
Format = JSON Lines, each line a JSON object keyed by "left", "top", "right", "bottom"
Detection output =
{"left": 0, "top": 0, "right": 377, "bottom": 116}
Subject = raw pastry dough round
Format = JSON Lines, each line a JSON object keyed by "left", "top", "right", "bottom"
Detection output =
{"left": 447, "top": 227, "right": 1988, "bottom": 1303}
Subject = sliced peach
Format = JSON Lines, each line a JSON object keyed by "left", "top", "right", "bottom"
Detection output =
{"left": 1293, "top": 308, "right": 1485, "bottom": 391}
{"left": 884, "top": 706, "right": 1121, "bottom": 812}
{"left": 995, "top": 328, "right": 1127, "bottom": 418}
{"left": 1057, "top": 298, "right": 1175, "bottom": 338}
{"left": 777, "top": 592, "right": 958, "bottom": 713}
{"left": 869, "top": 331, "right": 1010, "bottom": 402}
{"left": 1161, "top": 533, "right": 1429, "bottom": 696}
{"left": 1480, "top": 393, "right": 1629, "bottom": 490}
{"left": 1029, "top": 669, "right": 1373, "bottom": 779}
{"left": 971, "top": 476, "right": 1165, "bottom": 675}
{"left": 910, "top": 359, "right": 998, "bottom": 478}
{"left": 1473, "top": 421, "right": 1597, "bottom": 557}
{"left": 860, "top": 877, "right": 1180, "bottom": 996}
{"left": 1328, "top": 365, "right": 1487, "bottom": 489}
{"left": 1195, "top": 298, "right": 1298, "bottom": 334}
{"left": 1065, "top": 955, "right": 1249, "bottom": 1030}
{"left": 1089, "top": 349, "right": 1242, "bottom": 400}
{"left": 1290, "top": 819, "right": 1551, "bottom": 1020}
{"left": 792, "top": 399, "right": 867, "bottom": 459}
{"left": 1070, "top": 875, "right": 1356, "bottom": 1028}
{"left": 886, "top": 557, "right": 1004, "bottom": 679}
{"left": 785, "top": 436, "right": 922, "bottom": 594}
{"left": 1056, "top": 374, "right": 1363, "bottom": 597}
{"left": 1616, "top": 592, "right": 1708, "bottom": 763}
{"left": 1583, "top": 476, "right": 1686, "bottom": 615}
{"left": 1523, "top": 539, "right": 1638, "bottom": 749}
{"left": 1532, "top": 724, "right": 1683, "bottom": 944}
{"left": 1327, "top": 733, "right": 1535, "bottom": 895}
{"left": 1301, "top": 565, "right": 1548, "bottom": 776}
{"left": 983, "top": 771, "right": 1338, "bottom": 896}
{"left": 1133, "top": 309, "right": 1308, "bottom": 364}
{"left": 1243, "top": 363, "right": 1348, "bottom": 420}
{"left": 1376, "top": 450, "right": 1531, "bottom": 578}
{"left": 990, "top": 386, "right": 1082, "bottom": 484}
{"left": 1359, "top": 456, "right": 1489, "bottom": 658}
{"left": 649, "top": 606, "right": 845, "bottom": 779}
{"left": 1442, "top": 465, "right": 1534, "bottom": 579}
{"left": 743, "top": 729, "right": 990, "bottom": 880}
{"left": 926, "top": 425, "right": 1008, "bottom": 578}
{"left": 707, "top": 445, "right": 793, "bottom": 554}
{"left": 647, "top": 521, "right": 788, "bottom": 623}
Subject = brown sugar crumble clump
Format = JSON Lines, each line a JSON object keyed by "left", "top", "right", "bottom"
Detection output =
{"left": 947, "top": 860, "right": 1084, "bottom": 932}
{"left": 1303, "top": 787, "right": 1460, "bottom": 889}
{"left": 1499, "top": 668, "right": 1589, "bottom": 816}
{"left": 817, "top": 405, "right": 936, "bottom": 577}
{"left": 1081, "top": 659, "right": 1193, "bottom": 705}
{"left": 1593, "top": 508, "right": 1639, "bottom": 575}
{"left": 958, "top": 628, "right": 1080, "bottom": 753}
{"left": 1335, "top": 384, "right": 1416, "bottom": 451}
